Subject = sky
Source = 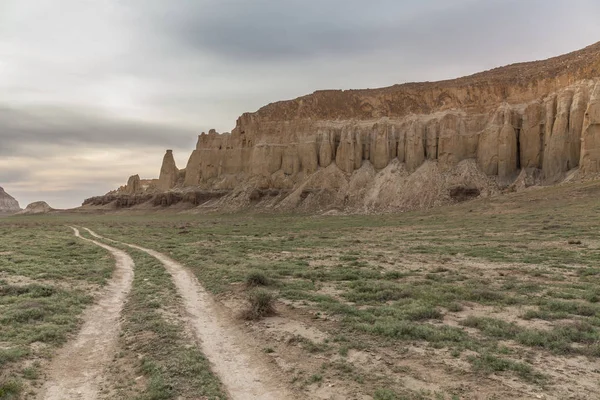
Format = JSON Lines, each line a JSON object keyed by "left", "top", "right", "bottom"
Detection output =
{"left": 1, "top": 0, "right": 600, "bottom": 208}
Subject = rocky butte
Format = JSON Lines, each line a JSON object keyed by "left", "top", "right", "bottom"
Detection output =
{"left": 17, "top": 201, "right": 55, "bottom": 215}
{"left": 85, "top": 41, "right": 600, "bottom": 213}
{"left": 0, "top": 187, "right": 21, "bottom": 214}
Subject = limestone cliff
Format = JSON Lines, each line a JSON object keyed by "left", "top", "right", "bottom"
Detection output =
{"left": 88, "top": 41, "right": 600, "bottom": 213}
{"left": 0, "top": 187, "right": 20, "bottom": 213}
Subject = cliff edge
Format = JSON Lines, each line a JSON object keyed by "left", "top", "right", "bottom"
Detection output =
{"left": 85, "top": 41, "right": 600, "bottom": 213}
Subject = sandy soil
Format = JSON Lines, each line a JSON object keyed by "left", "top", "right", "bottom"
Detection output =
{"left": 83, "top": 227, "right": 297, "bottom": 400}
{"left": 37, "top": 227, "right": 134, "bottom": 400}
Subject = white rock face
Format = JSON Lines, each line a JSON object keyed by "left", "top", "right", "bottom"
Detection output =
{"left": 18, "top": 201, "right": 54, "bottom": 215}
{"left": 0, "top": 187, "right": 21, "bottom": 213}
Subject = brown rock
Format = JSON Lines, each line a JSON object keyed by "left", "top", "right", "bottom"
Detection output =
{"left": 353, "top": 129, "right": 363, "bottom": 170}
{"left": 318, "top": 130, "right": 333, "bottom": 168}
{"left": 336, "top": 126, "right": 356, "bottom": 173}
{"left": 405, "top": 120, "right": 425, "bottom": 171}
{"left": 425, "top": 120, "right": 439, "bottom": 160}
{"left": 477, "top": 108, "right": 503, "bottom": 176}
{"left": 282, "top": 143, "right": 300, "bottom": 175}
{"left": 157, "top": 150, "right": 179, "bottom": 191}
{"left": 396, "top": 123, "right": 406, "bottom": 163}
{"left": 184, "top": 148, "right": 202, "bottom": 186}
{"left": 580, "top": 83, "right": 600, "bottom": 174}
{"left": 498, "top": 113, "right": 518, "bottom": 179}
{"left": 371, "top": 122, "right": 390, "bottom": 169}
{"left": 543, "top": 90, "right": 574, "bottom": 181}
{"left": 438, "top": 114, "right": 467, "bottom": 168}
{"left": 520, "top": 102, "right": 543, "bottom": 169}
{"left": 388, "top": 124, "right": 398, "bottom": 160}
{"left": 298, "top": 137, "right": 319, "bottom": 174}
{"left": 568, "top": 86, "right": 588, "bottom": 169}
{"left": 126, "top": 175, "right": 141, "bottom": 195}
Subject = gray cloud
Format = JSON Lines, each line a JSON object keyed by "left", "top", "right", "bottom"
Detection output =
{"left": 0, "top": 168, "right": 30, "bottom": 185}
{"left": 140, "top": 0, "right": 600, "bottom": 65}
{"left": 0, "top": 106, "right": 196, "bottom": 157}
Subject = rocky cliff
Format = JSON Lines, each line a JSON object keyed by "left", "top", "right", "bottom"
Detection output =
{"left": 0, "top": 187, "right": 21, "bottom": 213}
{"left": 86, "top": 41, "right": 600, "bottom": 213}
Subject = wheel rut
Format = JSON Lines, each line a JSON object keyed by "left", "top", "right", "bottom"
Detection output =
{"left": 37, "top": 227, "right": 134, "bottom": 400}
{"left": 83, "top": 227, "right": 296, "bottom": 400}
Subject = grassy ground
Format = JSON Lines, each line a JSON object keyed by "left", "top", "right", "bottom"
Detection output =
{"left": 3, "top": 180, "right": 600, "bottom": 398}
{"left": 0, "top": 222, "right": 113, "bottom": 399}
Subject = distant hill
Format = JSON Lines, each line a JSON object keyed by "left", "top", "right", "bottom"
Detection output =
{"left": 18, "top": 201, "right": 55, "bottom": 215}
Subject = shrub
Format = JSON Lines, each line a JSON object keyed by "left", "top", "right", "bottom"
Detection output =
{"left": 0, "top": 379, "right": 22, "bottom": 399}
{"left": 241, "top": 289, "right": 276, "bottom": 320}
{"left": 447, "top": 302, "right": 464, "bottom": 312}
{"left": 245, "top": 271, "right": 270, "bottom": 287}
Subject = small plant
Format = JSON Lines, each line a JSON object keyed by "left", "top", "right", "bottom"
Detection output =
{"left": 245, "top": 271, "right": 270, "bottom": 287}
{"left": 447, "top": 302, "right": 464, "bottom": 312}
{"left": 22, "top": 363, "right": 40, "bottom": 380}
{"left": 469, "top": 353, "right": 546, "bottom": 383}
{"left": 307, "top": 373, "right": 323, "bottom": 384}
{"left": 373, "top": 388, "right": 399, "bottom": 400}
{"left": 0, "top": 379, "right": 23, "bottom": 399}
{"left": 338, "top": 345, "right": 349, "bottom": 357}
{"left": 241, "top": 289, "right": 277, "bottom": 320}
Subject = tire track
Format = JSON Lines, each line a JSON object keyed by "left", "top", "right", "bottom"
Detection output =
{"left": 83, "top": 227, "right": 296, "bottom": 400}
{"left": 37, "top": 227, "right": 134, "bottom": 400}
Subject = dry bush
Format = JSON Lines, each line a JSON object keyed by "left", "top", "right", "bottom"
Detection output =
{"left": 240, "top": 289, "right": 277, "bottom": 320}
{"left": 245, "top": 271, "right": 270, "bottom": 287}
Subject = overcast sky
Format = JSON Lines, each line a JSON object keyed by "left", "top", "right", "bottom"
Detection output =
{"left": 1, "top": 0, "right": 600, "bottom": 208}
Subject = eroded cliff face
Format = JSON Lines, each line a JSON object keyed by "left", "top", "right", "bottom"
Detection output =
{"left": 91, "top": 42, "right": 600, "bottom": 213}
{"left": 0, "top": 187, "right": 20, "bottom": 213}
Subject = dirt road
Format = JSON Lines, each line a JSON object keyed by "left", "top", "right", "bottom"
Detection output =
{"left": 83, "top": 227, "right": 296, "bottom": 400}
{"left": 37, "top": 227, "right": 134, "bottom": 400}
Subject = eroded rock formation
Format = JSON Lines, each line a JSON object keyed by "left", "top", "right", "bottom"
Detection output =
{"left": 18, "top": 201, "right": 54, "bottom": 215}
{"left": 580, "top": 83, "right": 600, "bottom": 174}
{"left": 89, "top": 42, "right": 600, "bottom": 213}
{"left": 158, "top": 150, "right": 180, "bottom": 191}
{"left": 0, "top": 187, "right": 20, "bottom": 213}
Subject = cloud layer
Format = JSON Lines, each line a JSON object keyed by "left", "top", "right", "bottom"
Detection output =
{"left": 2, "top": 0, "right": 600, "bottom": 207}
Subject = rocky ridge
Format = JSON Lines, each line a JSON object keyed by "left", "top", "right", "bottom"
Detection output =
{"left": 85, "top": 41, "right": 600, "bottom": 213}
{"left": 0, "top": 187, "right": 21, "bottom": 213}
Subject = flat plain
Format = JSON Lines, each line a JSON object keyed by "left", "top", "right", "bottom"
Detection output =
{"left": 2, "top": 180, "right": 600, "bottom": 399}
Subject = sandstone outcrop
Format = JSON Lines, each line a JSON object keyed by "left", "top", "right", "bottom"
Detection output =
{"left": 125, "top": 175, "right": 141, "bottom": 194}
{"left": 580, "top": 83, "right": 600, "bottom": 174}
{"left": 0, "top": 187, "right": 20, "bottom": 213}
{"left": 87, "top": 41, "right": 600, "bottom": 213}
{"left": 157, "top": 150, "right": 179, "bottom": 191}
{"left": 18, "top": 201, "right": 54, "bottom": 215}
